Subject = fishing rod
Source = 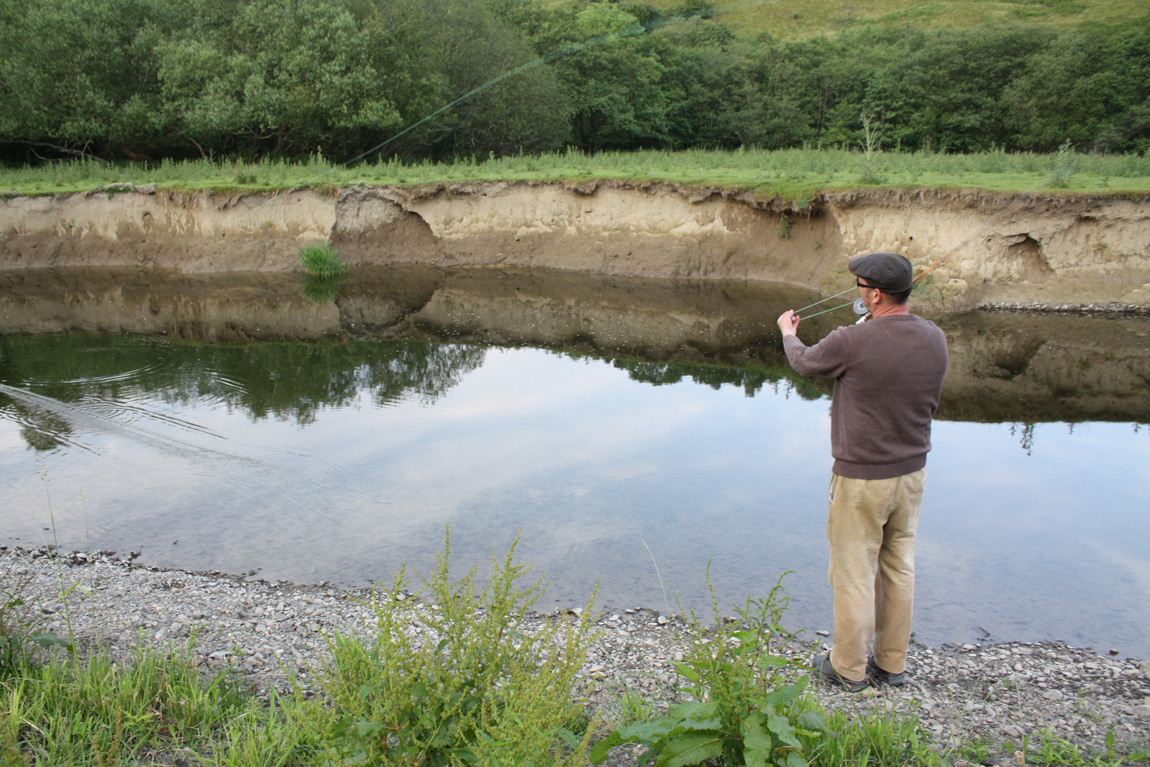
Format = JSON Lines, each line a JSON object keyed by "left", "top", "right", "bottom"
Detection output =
{"left": 791, "top": 195, "right": 1029, "bottom": 323}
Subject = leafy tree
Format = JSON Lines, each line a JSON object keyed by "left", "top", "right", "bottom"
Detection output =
{"left": 653, "top": 19, "right": 744, "bottom": 149}
{"left": 1002, "top": 19, "right": 1150, "bottom": 152}
{"left": 156, "top": 0, "right": 404, "bottom": 159}
{"left": 861, "top": 25, "right": 1052, "bottom": 152}
{"left": 532, "top": 2, "right": 676, "bottom": 153}
{"left": 2, "top": 0, "right": 1148, "bottom": 162}
{"left": 0, "top": 0, "right": 168, "bottom": 160}
{"left": 735, "top": 38, "right": 829, "bottom": 149}
{"left": 673, "top": 29, "right": 886, "bottom": 151}
{"left": 400, "top": 0, "right": 571, "bottom": 159}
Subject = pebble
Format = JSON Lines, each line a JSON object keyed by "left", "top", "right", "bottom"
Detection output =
{"left": 979, "top": 301, "right": 1150, "bottom": 317}
{"left": 3, "top": 547, "right": 1147, "bottom": 766}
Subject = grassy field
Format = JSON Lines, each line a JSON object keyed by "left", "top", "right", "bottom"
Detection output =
{"left": 2, "top": 148, "right": 1149, "bottom": 204}
{"left": 642, "top": 0, "right": 1149, "bottom": 40}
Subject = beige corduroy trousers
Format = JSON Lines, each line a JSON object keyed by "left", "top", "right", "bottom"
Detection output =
{"left": 825, "top": 469, "right": 927, "bottom": 682}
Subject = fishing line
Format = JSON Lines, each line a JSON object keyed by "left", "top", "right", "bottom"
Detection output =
{"left": 797, "top": 297, "right": 862, "bottom": 321}
{"left": 241, "top": 0, "right": 776, "bottom": 219}
{"left": 191, "top": 470, "right": 342, "bottom": 524}
{"left": 791, "top": 286, "right": 858, "bottom": 316}
{"left": 3, "top": 382, "right": 366, "bottom": 525}
{"left": 0, "top": 382, "right": 258, "bottom": 465}
{"left": 910, "top": 195, "right": 1029, "bottom": 283}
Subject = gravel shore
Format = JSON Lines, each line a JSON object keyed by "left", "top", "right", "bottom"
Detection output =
{"left": 3, "top": 547, "right": 1148, "bottom": 766}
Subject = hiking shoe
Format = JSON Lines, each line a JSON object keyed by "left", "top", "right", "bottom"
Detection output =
{"left": 817, "top": 654, "right": 869, "bottom": 692}
{"left": 867, "top": 656, "right": 908, "bottom": 686}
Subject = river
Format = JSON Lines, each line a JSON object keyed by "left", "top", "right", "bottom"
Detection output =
{"left": 1, "top": 266, "right": 1147, "bottom": 657}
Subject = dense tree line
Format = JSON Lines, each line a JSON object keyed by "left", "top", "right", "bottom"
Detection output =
{"left": 1, "top": 0, "right": 1147, "bottom": 165}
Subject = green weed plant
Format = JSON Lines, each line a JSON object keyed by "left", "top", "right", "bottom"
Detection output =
{"left": 778, "top": 214, "right": 793, "bottom": 239}
{"left": 814, "top": 709, "right": 938, "bottom": 766}
{"left": 298, "top": 243, "right": 348, "bottom": 278}
{"left": 0, "top": 645, "right": 249, "bottom": 764}
{"left": 0, "top": 540, "right": 1145, "bottom": 766}
{"left": 592, "top": 571, "right": 825, "bottom": 767}
{"left": 1049, "top": 140, "right": 1079, "bottom": 188}
{"left": 1016, "top": 728, "right": 1136, "bottom": 767}
{"left": 201, "top": 690, "right": 329, "bottom": 767}
{"left": 324, "top": 531, "right": 597, "bottom": 767}
{"left": 858, "top": 114, "right": 888, "bottom": 186}
{"left": 0, "top": 580, "right": 70, "bottom": 678}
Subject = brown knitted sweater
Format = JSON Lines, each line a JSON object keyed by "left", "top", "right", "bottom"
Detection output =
{"left": 783, "top": 314, "right": 949, "bottom": 480}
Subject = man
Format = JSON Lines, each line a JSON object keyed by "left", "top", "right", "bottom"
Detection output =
{"left": 776, "top": 252, "right": 948, "bottom": 692}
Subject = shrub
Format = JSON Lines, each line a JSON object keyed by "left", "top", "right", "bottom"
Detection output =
{"left": 324, "top": 531, "right": 597, "bottom": 767}
{"left": 591, "top": 571, "right": 825, "bottom": 767}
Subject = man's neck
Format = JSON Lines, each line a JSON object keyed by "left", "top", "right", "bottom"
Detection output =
{"left": 871, "top": 302, "right": 910, "bottom": 319}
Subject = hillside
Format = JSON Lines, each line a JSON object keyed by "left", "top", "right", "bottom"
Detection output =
{"left": 642, "top": 0, "right": 1148, "bottom": 39}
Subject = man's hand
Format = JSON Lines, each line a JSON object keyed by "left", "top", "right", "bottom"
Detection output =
{"left": 777, "top": 310, "right": 800, "bottom": 338}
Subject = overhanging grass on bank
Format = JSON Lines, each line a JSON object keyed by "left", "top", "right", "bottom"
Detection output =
{"left": 2, "top": 148, "right": 1150, "bottom": 202}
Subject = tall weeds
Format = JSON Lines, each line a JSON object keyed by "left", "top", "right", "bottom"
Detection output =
{"left": 592, "top": 571, "right": 825, "bottom": 767}
{"left": 324, "top": 531, "right": 598, "bottom": 767}
{"left": 0, "top": 540, "right": 1140, "bottom": 766}
{"left": 1, "top": 646, "right": 250, "bottom": 764}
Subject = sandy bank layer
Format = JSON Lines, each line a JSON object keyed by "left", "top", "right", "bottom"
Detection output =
{"left": 3, "top": 182, "right": 1149, "bottom": 310}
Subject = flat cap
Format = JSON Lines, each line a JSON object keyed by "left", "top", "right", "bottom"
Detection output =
{"left": 848, "top": 252, "right": 914, "bottom": 292}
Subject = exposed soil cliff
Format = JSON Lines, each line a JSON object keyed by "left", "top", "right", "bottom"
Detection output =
{"left": 2, "top": 182, "right": 1149, "bottom": 310}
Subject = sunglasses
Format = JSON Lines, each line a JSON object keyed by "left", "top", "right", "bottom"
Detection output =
{"left": 856, "top": 278, "right": 882, "bottom": 291}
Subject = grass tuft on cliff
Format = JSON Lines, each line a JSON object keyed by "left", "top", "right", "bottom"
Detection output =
{"left": 299, "top": 244, "right": 348, "bottom": 278}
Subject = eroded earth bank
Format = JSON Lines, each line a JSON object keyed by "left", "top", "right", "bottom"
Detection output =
{"left": 3, "top": 182, "right": 1150, "bottom": 311}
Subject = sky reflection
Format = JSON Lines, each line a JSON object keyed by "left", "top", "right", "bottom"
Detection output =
{"left": 1, "top": 336, "right": 1148, "bottom": 658}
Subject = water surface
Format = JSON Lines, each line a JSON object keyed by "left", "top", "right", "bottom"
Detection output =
{"left": 1, "top": 267, "right": 1147, "bottom": 657}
